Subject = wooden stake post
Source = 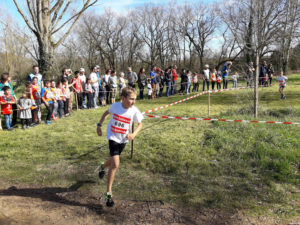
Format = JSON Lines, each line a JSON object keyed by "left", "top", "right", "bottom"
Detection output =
{"left": 208, "top": 90, "right": 210, "bottom": 117}
{"left": 131, "top": 122, "right": 135, "bottom": 159}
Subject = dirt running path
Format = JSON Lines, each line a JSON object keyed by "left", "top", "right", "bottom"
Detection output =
{"left": 0, "top": 184, "right": 298, "bottom": 225}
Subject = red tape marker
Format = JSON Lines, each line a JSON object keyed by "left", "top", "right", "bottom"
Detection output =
{"left": 145, "top": 114, "right": 300, "bottom": 125}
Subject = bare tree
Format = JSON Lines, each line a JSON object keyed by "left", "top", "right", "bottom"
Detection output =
{"left": 12, "top": 0, "right": 98, "bottom": 76}
{"left": 277, "top": 0, "right": 300, "bottom": 73}
{"left": 220, "top": 0, "right": 283, "bottom": 117}
{"left": 177, "top": 3, "right": 218, "bottom": 71}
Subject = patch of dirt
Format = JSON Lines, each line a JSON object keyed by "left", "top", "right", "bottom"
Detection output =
{"left": 0, "top": 183, "right": 299, "bottom": 225}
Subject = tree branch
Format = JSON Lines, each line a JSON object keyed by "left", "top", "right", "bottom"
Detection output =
{"left": 12, "top": 0, "right": 36, "bottom": 34}
{"left": 51, "top": 0, "right": 97, "bottom": 35}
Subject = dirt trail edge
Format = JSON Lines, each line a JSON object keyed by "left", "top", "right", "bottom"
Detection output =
{"left": 0, "top": 184, "right": 298, "bottom": 225}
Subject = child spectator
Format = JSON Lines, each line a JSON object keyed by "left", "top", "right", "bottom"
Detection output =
{"left": 232, "top": 72, "right": 239, "bottom": 88}
{"left": 31, "top": 77, "right": 42, "bottom": 124}
{"left": 267, "top": 64, "right": 274, "bottom": 87}
{"left": 192, "top": 72, "right": 199, "bottom": 92}
{"left": 99, "top": 82, "right": 107, "bottom": 107}
{"left": 85, "top": 78, "right": 94, "bottom": 109}
{"left": 25, "top": 82, "right": 38, "bottom": 127}
{"left": 211, "top": 69, "right": 217, "bottom": 90}
{"left": 56, "top": 81, "right": 64, "bottom": 118}
{"left": 72, "top": 71, "right": 83, "bottom": 109}
{"left": 119, "top": 72, "right": 126, "bottom": 95}
{"left": 17, "top": 91, "right": 34, "bottom": 129}
{"left": 202, "top": 64, "right": 210, "bottom": 91}
{"left": 62, "top": 79, "right": 71, "bottom": 116}
{"left": 186, "top": 70, "right": 192, "bottom": 94}
{"left": 277, "top": 71, "right": 288, "bottom": 99}
{"left": 108, "top": 70, "right": 118, "bottom": 104}
{"left": 217, "top": 71, "right": 222, "bottom": 90}
{"left": 97, "top": 87, "right": 143, "bottom": 207}
{"left": 41, "top": 80, "right": 55, "bottom": 124}
{"left": 0, "top": 86, "right": 15, "bottom": 130}
{"left": 62, "top": 79, "right": 73, "bottom": 117}
{"left": 51, "top": 80, "right": 59, "bottom": 120}
{"left": 180, "top": 69, "right": 187, "bottom": 94}
{"left": 147, "top": 79, "right": 152, "bottom": 100}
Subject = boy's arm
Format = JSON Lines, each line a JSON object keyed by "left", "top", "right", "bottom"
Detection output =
{"left": 127, "top": 122, "right": 143, "bottom": 141}
{"left": 96, "top": 110, "right": 110, "bottom": 136}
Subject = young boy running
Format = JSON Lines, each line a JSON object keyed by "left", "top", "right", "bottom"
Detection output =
{"left": 277, "top": 71, "right": 288, "bottom": 99}
{"left": 96, "top": 87, "right": 143, "bottom": 207}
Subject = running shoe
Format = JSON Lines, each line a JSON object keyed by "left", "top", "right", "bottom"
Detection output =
{"left": 105, "top": 193, "right": 114, "bottom": 207}
{"left": 98, "top": 163, "right": 106, "bottom": 179}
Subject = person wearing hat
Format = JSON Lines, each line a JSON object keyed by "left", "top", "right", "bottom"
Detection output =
{"left": 79, "top": 68, "right": 87, "bottom": 109}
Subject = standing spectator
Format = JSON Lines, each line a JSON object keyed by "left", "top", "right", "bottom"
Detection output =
{"left": 259, "top": 61, "right": 268, "bottom": 86}
{"left": 103, "top": 69, "right": 111, "bottom": 104}
{"left": 221, "top": 61, "right": 232, "bottom": 89}
{"left": 56, "top": 81, "right": 64, "bottom": 118}
{"left": 126, "top": 67, "right": 138, "bottom": 89}
{"left": 85, "top": 78, "right": 95, "bottom": 109}
{"left": 119, "top": 72, "right": 126, "bottom": 95}
{"left": 89, "top": 66, "right": 100, "bottom": 108}
{"left": 277, "top": 71, "right": 288, "bottom": 99}
{"left": 0, "top": 86, "right": 15, "bottom": 130}
{"left": 202, "top": 64, "right": 210, "bottom": 91}
{"left": 27, "top": 65, "right": 44, "bottom": 91}
{"left": 99, "top": 82, "right": 107, "bottom": 107}
{"left": 0, "top": 73, "right": 18, "bottom": 126}
{"left": 108, "top": 70, "right": 118, "bottom": 104}
{"left": 50, "top": 80, "right": 59, "bottom": 120}
{"left": 210, "top": 69, "right": 217, "bottom": 90}
{"left": 180, "top": 69, "right": 187, "bottom": 94}
{"left": 41, "top": 80, "right": 55, "bottom": 125}
{"left": 61, "top": 68, "right": 70, "bottom": 82}
{"left": 72, "top": 71, "right": 83, "bottom": 109}
{"left": 192, "top": 72, "right": 199, "bottom": 92}
{"left": 171, "top": 65, "right": 178, "bottom": 95}
{"left": 17, "top": 91, "right": 33, "bottom": 129}
{"left": 62, "top": 79, "right": 71, "bottom": 117}
{"left": 247, "top": 62, "right": 255, "bottom": 87}
{"left": 150, "top": 66, "right": 157, "bottom": 99}
{"left": 186, "top": 70, "right": 192, "bottom": 94}
{"left": 155, "top": 68, "right": 162, "bottom": 97}
{"left": 79, "top": 68, "right": 87, "bottom": 109}
{"left": 137, "top": 68, "right": 147, "bottom": 100}
{"left": 165, "top": 67, "right": 172, "bottom": 97}
{"left": 232, "top": 72, "right": 239, "bottom": 88}
{"left": 158, "top": 69, "right": 165, "bottom": 97}
{"left": 216, "top": 71, "right": 222, "bottom": 90}
{"left": 147, "top": 79, "right": 152, "bottom": 100}
{"left": 31, "top": 77, "right": 42, "bottom": 123}
{"left": 267, "top": 63, "right": 274, "bottom": 87}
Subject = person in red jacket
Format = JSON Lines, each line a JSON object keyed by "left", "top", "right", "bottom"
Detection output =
{"left": 0, "top": 86, "right": 15, "bottom": 130}
{"left": 171, "top": 65, "right": 178, "bottom": 95}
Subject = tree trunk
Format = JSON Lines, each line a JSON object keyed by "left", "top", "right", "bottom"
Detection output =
{"left": 38, "top": 38, "right": 54, "bottom": 78}
{"left": 254, "top": 53, "right": 259, "bottom": 118}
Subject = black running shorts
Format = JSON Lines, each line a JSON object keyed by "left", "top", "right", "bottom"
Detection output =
{"left": 109, "top": 140, "right": 126, "bottom": 156}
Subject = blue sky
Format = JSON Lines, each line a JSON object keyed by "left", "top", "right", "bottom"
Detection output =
{"left": 0, "top": 0, "right": 212, "bottom": 25}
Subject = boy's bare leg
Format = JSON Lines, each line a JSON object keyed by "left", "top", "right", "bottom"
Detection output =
{"left": 107, "top": 155, "right": 120, "bottom": 193}
{"left": 103, "top": 157, "right": 112, "bottom": 168}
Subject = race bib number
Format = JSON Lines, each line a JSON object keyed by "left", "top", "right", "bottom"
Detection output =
{"left": 111, "top": 114, "right": 131, "bottom": 134}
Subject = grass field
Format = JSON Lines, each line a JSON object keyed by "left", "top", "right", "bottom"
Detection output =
{"left": 0, "top": 76, "right": 299, "bottom": 222}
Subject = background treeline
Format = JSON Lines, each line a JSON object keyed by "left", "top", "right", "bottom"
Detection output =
{"left": 0, "top": 0, "right": 300, "bottom": 83}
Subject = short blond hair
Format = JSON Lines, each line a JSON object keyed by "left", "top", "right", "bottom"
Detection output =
{"left": 120, "top": 87, "right": 136, "bottom": 98}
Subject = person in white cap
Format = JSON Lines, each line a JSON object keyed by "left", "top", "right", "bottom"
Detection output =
{"left": 79, "top": 68, "right": 87, "bottom": 108}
